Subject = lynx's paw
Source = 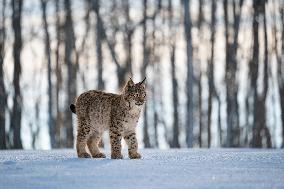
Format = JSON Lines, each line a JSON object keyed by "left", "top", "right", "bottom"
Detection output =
{"left": 129, "top": 152, "right": 141, "bottom": 159}
{"left": 78, "top": 152, "right": 91, "bottom": 158}
{"left": 111, "top": 153, "right": 123, "bottom": 159}
{"left": 92, "top": 153, "right": 106, "bottom": 158}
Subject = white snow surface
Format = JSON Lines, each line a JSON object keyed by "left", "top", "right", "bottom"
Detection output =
{"left": 0, "top": 149, "right": 284, "bottom": 189}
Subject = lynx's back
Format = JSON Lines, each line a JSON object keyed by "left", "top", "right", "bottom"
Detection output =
{"left": 75, "top": 90, "right": 119, "bottom": 131}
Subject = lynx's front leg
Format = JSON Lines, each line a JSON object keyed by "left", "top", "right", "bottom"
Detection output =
{"left": 124, "top": 132, "right": 141, "bottom": 159}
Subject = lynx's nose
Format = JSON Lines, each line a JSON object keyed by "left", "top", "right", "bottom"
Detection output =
{"left": 135, "top": 99, "right": 145, "bottom": 106}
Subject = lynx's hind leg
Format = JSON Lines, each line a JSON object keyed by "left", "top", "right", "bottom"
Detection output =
{"left": 87, "top": 132, "right": 106, "bottom": 158}
{"left": 110, "top": 128, "right": 123, "bottom": 159}
{"left": 76, "top": 116, "right": 91, "bottom": 158}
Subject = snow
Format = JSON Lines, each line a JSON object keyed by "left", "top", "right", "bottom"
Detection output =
{"left": 0, "top": 149, "right": 284, "bottom": 189}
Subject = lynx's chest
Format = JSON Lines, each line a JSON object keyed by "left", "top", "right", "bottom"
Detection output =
{"left": 122, "top": 105, "right": 143, "bottom": 132}
{"left": 128, "top": 104, "right": 142, "bottom": 118}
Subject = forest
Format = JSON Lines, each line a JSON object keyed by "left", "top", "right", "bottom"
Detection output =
{"left": 0, "top": 0, "right": 283, "bottom": 149}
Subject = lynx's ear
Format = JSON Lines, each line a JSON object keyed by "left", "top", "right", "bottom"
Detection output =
{"left": 127, "top": 77, "right": 134, "bottom": 86}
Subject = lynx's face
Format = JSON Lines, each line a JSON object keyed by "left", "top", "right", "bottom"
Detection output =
{"left": 124, "top": 78, "right": 147, "bottom": 106}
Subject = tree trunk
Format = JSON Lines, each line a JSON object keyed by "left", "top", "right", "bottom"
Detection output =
{"left": 10, "top": 0, "right": 23, "bottom": 149}
{"left": 224, "top": 0, "right": 242, "bottom": 147}
{"left": 151, "top": 2, "right": 160, "bottom": 148}
{"left": 252, "top": 0, "right": 271, "bottom": 148}
{"left": 122, "top": 0, "right": 133, "bottom": 77}
{"left": 198, "top": 71, "right": 203, "bottom": 147}
{"left": 93, "top": 0, "right": 104, "bottom": 90}
{"left": 54, "top": 0, "right": 61, "bottom": 147}
{"left": 31, "top": 99, "right": 40, "bottom": 149}
{"left": 153, "top": 106, "right": 159, "bottom": 148}
{"left": 54, "top": 0, "right": 63, "bottom": 148}
{"left": 184, "top": 0, "right": 194, "bottom": 148}
{"left": 0, "top": 0, "right": 7, "bottom": 149}
{"left": 41, "top": 0, "right": 55, "bottom": 148}
{"left": 170, "top": 43, "right": 180, "bottom": 148}
{"left": 207, "top": 0, "right": 216, "bottom": 148}
{"left": 197, "top": 0, "right": 204, "bottom": 148}
{"left": 64, "top": 0, "right": 77, "bottom": 148}
{"left": 197, "top": 0, "right": 204, "bottom": 29}
{"left": 231, "top": 0, "right": 243, "bottom": 147}
{"left": 223, "top": 0, "right": 231, "bottom": 147}
{"left": 217, "top": 96, "right": 222, "bottom": 146}
{"left": 168, "top": 0, "right": 180, "bottom": 148}
{"left": 281, "top": 3, "right": 284, "bottom": 148}
{"left": 143, "top": 104, "right": 151, "bottom": 148}
{"left": 251, "top": 0, "right": 260, "bottom": 147}
{"left": 262, "top": 2, "right": 271, "bottom": 147}
{"left": 280, "top": 87, "right": 284, "bottom": 148}
{"left": 278, "top": 0, "right": 284, "bottom": 148}
{"left": 141, "top": 0, "right": 151, "bottom": 148}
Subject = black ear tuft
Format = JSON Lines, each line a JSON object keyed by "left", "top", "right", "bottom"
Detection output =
{"left": 70, "top": 104, "right": 76, "bottom": 114}
{"left": 139, "top": 77, "right": 146, "bottom": 85}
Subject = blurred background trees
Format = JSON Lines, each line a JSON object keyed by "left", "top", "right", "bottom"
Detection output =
{"left": 0, "top": 0, "right": 283, "bottom": 149}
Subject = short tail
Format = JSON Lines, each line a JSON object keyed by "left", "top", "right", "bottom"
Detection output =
{"left": 70, "top": 104, "right": 76, "bottom": 114}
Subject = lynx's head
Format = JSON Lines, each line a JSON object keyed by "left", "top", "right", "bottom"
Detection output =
{"left": 123, "top": 77, "right": 147, "bottom": 106}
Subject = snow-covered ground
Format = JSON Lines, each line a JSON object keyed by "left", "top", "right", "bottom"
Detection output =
{"left": 0, "top": 149, "right": 283, "bottom": 189}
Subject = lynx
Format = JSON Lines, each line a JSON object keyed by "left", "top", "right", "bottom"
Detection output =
{"left": 70, "top": 78, "right": 146, "bottom": 159}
